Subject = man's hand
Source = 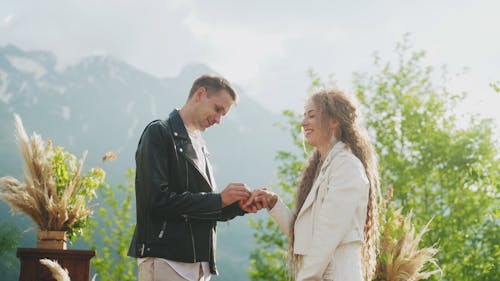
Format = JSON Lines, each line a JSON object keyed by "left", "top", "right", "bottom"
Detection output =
{"left": 239, "top": 191, "right": 265, "bottom": 213}
{"left": 244, "top": 188, "right": 278, "bottom": 212}
{"left": 221, "top": 183, "right": 251, "bottom": 208}
{"left": 239, "top": 187, "right": 278, "bottom": 213}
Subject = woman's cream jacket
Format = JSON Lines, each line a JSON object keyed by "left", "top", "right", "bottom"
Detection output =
{"left": 268, "top": 141, "right": 369, "bottom": 280}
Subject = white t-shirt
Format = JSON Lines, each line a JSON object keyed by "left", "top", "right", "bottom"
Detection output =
{"left": 187, "top": 128, "right": 208, "bottom": 178}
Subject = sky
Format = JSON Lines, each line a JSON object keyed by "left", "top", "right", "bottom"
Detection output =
{"left": 1, "top": 0, "right": 499, "bottom": 131}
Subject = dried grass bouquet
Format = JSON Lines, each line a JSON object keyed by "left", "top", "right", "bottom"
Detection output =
{"left": 374, "top": 186, "right": 441, "bottom": 281}
{"left": 0, "top": 114, "right": 105, "bottom": 241}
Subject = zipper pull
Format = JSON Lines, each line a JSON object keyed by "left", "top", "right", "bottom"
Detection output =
{"left": 158, "top": 221, "right": 167, "bottom": 238}
{"left": 140, "top": 244, "right": 145, "bottom": 256}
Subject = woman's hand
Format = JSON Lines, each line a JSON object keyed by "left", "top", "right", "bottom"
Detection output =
{"left": 260, "top": 188, "right": 279, "bottom": 209}
{"left": 239, "top": 187, "right": 278, "bottom": 213}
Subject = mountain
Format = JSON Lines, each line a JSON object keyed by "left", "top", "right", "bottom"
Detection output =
{"left": 0, "top": 45, "right": 294, "bottom": 281}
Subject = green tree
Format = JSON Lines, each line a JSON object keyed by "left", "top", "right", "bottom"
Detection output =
{"left": 248, "top": 36, "right": 499, "bottom": 280}
{"left": 84, "top": 168, "right": 136, "bottom": 281}
{"left": 248, "top": 110, "right": 308, "bottom": 281}
{"left": 0, "top": 221, "right": 22, "bottom": 276}
{"left": 353, "top": 36, "right": 499, "bottom": 280}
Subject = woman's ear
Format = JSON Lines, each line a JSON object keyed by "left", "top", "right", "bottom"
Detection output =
{"left": 330, "top": 119, "right": 341, "bottom": 141}
{"left": 330, "top": 119, "right": 340, "bottom": 130}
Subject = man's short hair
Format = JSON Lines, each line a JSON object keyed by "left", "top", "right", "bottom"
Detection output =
{"left": 188, "top": 74, "right": 238, "bottom": 103}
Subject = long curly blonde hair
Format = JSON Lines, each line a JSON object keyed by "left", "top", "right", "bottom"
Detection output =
{"left": 289, "top": 89, "right": 379, "bottom": 280}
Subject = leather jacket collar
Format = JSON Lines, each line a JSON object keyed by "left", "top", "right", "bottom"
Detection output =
{"left": 168, "top": 109, "right": 190, "bottom": 141}
{"left": 168, "top": 109, "right": 214, "bottom": 189}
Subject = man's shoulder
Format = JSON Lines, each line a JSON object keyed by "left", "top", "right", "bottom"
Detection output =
{"left": 140, "top": 119, "right": 172, "bottom": 142}
{"left": 145, "top": 109, "right": 178, "bottom": 130}
{"left": 147, "top": 118, "right": 169, "bottom": 128}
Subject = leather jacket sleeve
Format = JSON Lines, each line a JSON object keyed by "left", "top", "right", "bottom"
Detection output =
{"left": 188, "top": 201, "right": 246, "bottom": 222}
{"left": 137, "top": 120, "right": 245, "bottom": 221}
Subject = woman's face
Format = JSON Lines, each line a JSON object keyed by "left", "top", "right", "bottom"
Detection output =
{"left": 301, "top": 101, "right": 331, "bottom": 148}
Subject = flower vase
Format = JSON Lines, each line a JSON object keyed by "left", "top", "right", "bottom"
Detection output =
{"left": 37, "top": 230, "right": 67, "bottom": 250}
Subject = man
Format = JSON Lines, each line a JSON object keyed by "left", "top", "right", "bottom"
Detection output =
{"left": 128, "top": 74, "right": 260, "bottom": 281}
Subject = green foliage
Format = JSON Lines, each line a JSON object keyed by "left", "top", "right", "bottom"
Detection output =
{"left": 52, "top": 146, "right": 104, "bottom": 200}
{"left": 248, "top": 111, "right": 311, "bottom": 281}
{"left": 0, "top": 222, "right": 21, "bottom": 274}
{"left": 51, "top": 146, "right": 105, "bottom": 241}
{"left": 83, "top": 168, "right": 136, "bottom": 281}
{"left": 353, "top": 36, "right": 500, "bottom": 280}
{"left": 306, "top": 68, "right": 336, "bottom": 94}
{"left": 247, "top": 217, "right": 289, "bottom": 281}
{"left": 490, "top": 81, "right": 500, "bottom": 93}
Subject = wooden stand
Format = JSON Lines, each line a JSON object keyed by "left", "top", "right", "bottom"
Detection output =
{"left": 16, "top": 248, "right": 95, "bottom": 281}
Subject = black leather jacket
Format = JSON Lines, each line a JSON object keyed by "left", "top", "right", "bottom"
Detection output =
{"left": 128, "top": 109, "right": 246, "bottom": 274}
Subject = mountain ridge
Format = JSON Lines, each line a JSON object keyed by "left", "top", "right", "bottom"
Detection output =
{"left": 0, "top": 44, "right": 293, "bottom": 281}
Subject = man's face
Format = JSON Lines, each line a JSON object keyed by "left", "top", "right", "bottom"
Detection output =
{"left": 193, "top": 87, "right": 234, "bottom": 131}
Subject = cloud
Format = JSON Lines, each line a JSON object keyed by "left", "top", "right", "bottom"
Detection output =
{"left": 0, "top": 0, "right": 200, "bottom": 76}
{"left": 183, "top": 13, "right": 289, "bottom": 83}
{"left": 6, "top": 55, "right": 47, "bottom": 79}
{"left": 2, "top": 14, "right": 15, "bottom": 26}
{"left": 180, "top": 6, "right": 354, "bottom": 113}
{"left": 0, "top": 0, "right": 499, "bottom": 128}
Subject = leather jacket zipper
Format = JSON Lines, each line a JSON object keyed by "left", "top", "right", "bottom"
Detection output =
{"left": 186, "top": 210, "right": 223, "bottom": 220}
{"left": 184, "top": 215, "right": 197, "bottom": 262}
{"left": 158, "top": 221, "right": 167, "bottom": 238}
{"left": 184, "top": 154, "right": 196, "bottom": 262}
{"left": 183, "top": 150, "right": 221, "bottom": 218}
{"left": 185, "top": 161, "right": 189, "bottom": 188}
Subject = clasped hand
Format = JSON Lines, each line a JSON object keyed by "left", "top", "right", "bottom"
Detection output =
{"left": 239, "top": 188, "right": 278, "bottom": 213}
{"left": 220, "top": 183, "right": 278, "bottom": 213}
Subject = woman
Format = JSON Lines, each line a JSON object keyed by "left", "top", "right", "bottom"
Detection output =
{"left": 254, "top": 89, "right": 379, "bottom": 281}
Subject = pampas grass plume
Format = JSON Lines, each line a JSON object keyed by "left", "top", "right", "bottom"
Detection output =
{"left": 39, "top": 259, "right": 71, "bottom": 281}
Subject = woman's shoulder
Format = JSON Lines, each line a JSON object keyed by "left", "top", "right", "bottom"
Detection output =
{"left": 328, "top": 145, "right": 366, "bottom": 181}
{"left": 334, "top": 144, "right": 363, "bottom": 167}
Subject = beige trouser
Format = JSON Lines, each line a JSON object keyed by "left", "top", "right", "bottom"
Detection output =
{"left": 138, "top": 258, "right": 204, "bottom": 281}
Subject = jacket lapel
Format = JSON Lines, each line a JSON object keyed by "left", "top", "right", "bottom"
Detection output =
{"left": 297, "top": 172, "right": 324, "bottom": 218}
{"left": 204, "top": 148, "right": 217, "bottom": 190}
{"left": 168, "top": 110, "right": 214, "bottom": 190}
{"left": 296, "top": 142, "right": 345, "bottom": 219}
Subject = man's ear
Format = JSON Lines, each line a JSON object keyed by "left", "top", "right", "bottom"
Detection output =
{"left": 193, "top": 87, "right": 207, "bottom": 102}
